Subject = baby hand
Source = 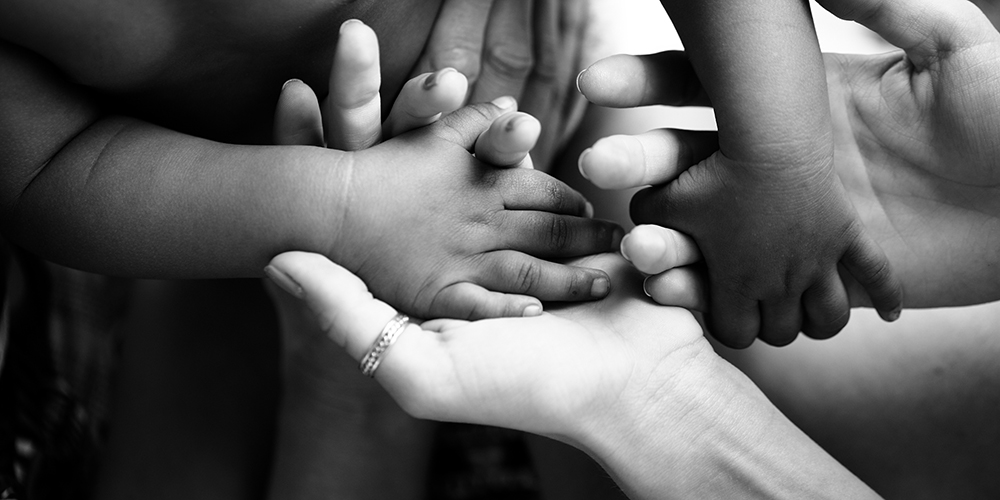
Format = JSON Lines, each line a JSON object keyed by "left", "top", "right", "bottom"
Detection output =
{"left": 275, "top": 20, "right": 620, "bottom": 320}
{"left": 579, "top": 55, "right": 902, "bottom": 347}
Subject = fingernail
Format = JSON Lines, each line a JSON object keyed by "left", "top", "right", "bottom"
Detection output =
{"left": 423, "top": 68, "right": 455, "bottom": 90}
{"left": 584, "top": 201, "right": 594, "bottom": 219}
{"left": 642, "top": 278, "right": 652, "bottom": 298}
{"left": 591, "top": 277, "right": 610, "bottom": 298}
{"left": 491, "top": 95, "right": 516, "bottom": 110}
{"left": 282, "top": 78, "right": 302, "bottom": 91}
{"left": 264, "top": 265, "right": 304, "bottom": 299}
{"left": 620, "top": 234, "right": 631, "bottom": 262}
{"left": 575, "top": 68, "right": 588, "bottom": 94}
{"left": 887, "top": 308, "right": 901, "bottom": 322}
{"left": 523, "top": 304, "right": 543, "bottom": 317}
{"left": 340, "top": 19, "right": 364, "bottom": 34}
{"left": 578, "top": 148, "right": 592, "bottom": 180}
{"left": 504, "top": 113, "right": 523, "bottom": 132}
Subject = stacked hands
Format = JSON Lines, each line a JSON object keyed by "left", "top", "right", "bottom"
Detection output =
{"left": 266, "top": 20, "right": 624, "bottom": 322}
{"left": 267, "top": 0, "right": 1000, "bottom": 460}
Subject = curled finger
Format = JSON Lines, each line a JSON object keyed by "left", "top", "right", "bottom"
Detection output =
{"left": 481, "top": 251, "right": 612, "bottom": 301}
{"left": 642, "top": 265, "right": 709, "bottom": 311}
{"left": 384, "top": 68, "right": 469, "bottom": 139}
{"left": 620, "top": 224, "right": 701, "bottom": 275}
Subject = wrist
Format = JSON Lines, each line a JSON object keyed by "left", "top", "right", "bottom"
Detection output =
{"left": 573, "top": 343, "right": 877, "bottom": 500}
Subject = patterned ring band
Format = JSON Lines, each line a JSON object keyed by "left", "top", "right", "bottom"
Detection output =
{"left": 360, "top": 313, "right": 410, "bottom": 378}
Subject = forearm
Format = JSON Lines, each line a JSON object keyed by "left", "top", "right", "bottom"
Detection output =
{"left": 580, "top": 349, "right": 878, "bottom": 499}
{"left": 660, "top": 0, "right": 831, "bottom": 163}
{"left": 6, "top": 118, "right": 348, "bottom": 278}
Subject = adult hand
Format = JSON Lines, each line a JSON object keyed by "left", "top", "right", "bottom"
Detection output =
{"left": 264, "top": 250, "right": 878, "bottom": 499}
{"left": 416, "top": 0, "right": 590, "bottom": 168}
{"left": 579, "top": 0, "right": 1000, "bottom": 313}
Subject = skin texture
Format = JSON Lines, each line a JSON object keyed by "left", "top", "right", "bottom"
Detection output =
{"left": 600, "top": 0, "right": 903, "bottom": 348}
{"left": 580, "top": 0, "right": 1000, "bottom": 312}
{"left": 264, "top": 250, "right": 880, "bottom": 500}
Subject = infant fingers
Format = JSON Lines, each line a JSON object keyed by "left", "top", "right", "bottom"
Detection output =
{"left": 498, "top": 169, "right": 590, "bottom": 216}
{"left": 800, "top": 272, "right": 851, "bottom": 340}
{"left": 481, "top": 251, "right": 613, "bottom": 301}
{"left": 757, "top": 298, "right": 804, "bottom": 347}
{"left": 500, "top": 212, "right": 622, "bottom": 259}
{"left": 620, "top": 224, "right": 701, "bottom": 275}
{"left": 578, "top": 129, "right": 717, "bottom": 190}
{"left": 384, "top": 68, "right": 469, "bottom": 139}
{"left": 475, "top": 111, "right": 540, "bottom": 167}
{"left": 427, "top": 282, "right": 543, "bottom": 320}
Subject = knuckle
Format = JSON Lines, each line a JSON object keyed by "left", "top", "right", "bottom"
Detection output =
{"left": 432, "top": 47, "right": 481, "bottom": 81}
{"left": 548, "top": 216, "right": 570, "bottom": 251}
{"left": 512, "top": 260, "right": 542, "bottom": 293}
{"left": 484, "top": 43, "right": 534, "bottom": 79}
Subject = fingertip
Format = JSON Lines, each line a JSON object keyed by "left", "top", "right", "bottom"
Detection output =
{"left": 580, "top": 136, "right": 636, "bottom": 189}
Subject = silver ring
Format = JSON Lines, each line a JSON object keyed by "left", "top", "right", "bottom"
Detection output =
{"left": 360, "top": 313, "right": 409, "bottom": 378}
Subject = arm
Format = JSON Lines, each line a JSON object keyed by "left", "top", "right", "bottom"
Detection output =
{"left": 0, "top": 40, "right": 344, "bottom": 278}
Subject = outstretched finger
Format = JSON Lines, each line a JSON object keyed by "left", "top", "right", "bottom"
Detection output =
{"left": 414, "top": 0, "right": 495, "bottom": 86}
{"left": 815, "top": 0, "right": 996, "bottom": 65}
{"left": 577, "top": 52, "right": 710, "bottom": 109}
{"left": 326, "top": 19, "right": 382, "bottom": 150}
{"left": 428, "top": 282, "right": 543, "bottom": 319}
{"left": 383, "top": 68, "right": 469, "bottom": 140}
{"left": 842, "top": 233, "right": 903, "bottom": 322}
{"left": 620, "top": 224, "right": 701, "bottom": 275}
{"left": 578, "top": 129, "right": 718, "bottom": 189}
{"left": 475, "top": 111, "right": 540, "bottom": 167}
{"left": 274, "top": 79, "right": 324, "bottom": 147}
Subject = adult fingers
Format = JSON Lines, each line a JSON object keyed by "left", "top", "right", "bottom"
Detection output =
{"left": 475, "top": 111, "right": 540, "bottom": 167}
{"left": 266, "top": 252, "right": 466, "bottom": 420}
{"left": 427, "top": 282, "right": 543, "bottom": 320}
{"left": 620, "top": 225, "right": 701, "bottom": 275}
{"left": 815, "top": 0, "right": 995, "bottom": 65}
{"left": 578, "top": 129, "right": 718, "bottom": 189}
{"left": 325, "top": 20, "right": 382, "bottom": 150}
{"left": 273, "top": 79, "right": 324, "bottom": 147}
{"left": 842, "top": 233, "right": 903, "bottom": 322}
{"left": 468, "top": 0, "right": 535, "bottom": 104}
{"left": 414, "top": 0, "right": 494, "bottom": 85}
{"left": 429, "top": 96, "right": 518, "bottom": 150}
{"left": 383, "top": 68, "right": 469, "bottom": 139}
{"left": 642, "top": 265, "right": 709, "bottom": 311}
{"left": 577, "top": 52, "right": 711, "bottom": 109}
{"left": 480, "top": 251, "right": 612, "bottom": 301}
{"left": 499, "top": 212, "right": 622, "bottom": 259}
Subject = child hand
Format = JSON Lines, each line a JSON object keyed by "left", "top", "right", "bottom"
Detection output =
{"left": 274, "top": 21, "right": 619, "bottom": 320}
{"left": 579, "top": 55, "right": 903, "bottom": 348}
